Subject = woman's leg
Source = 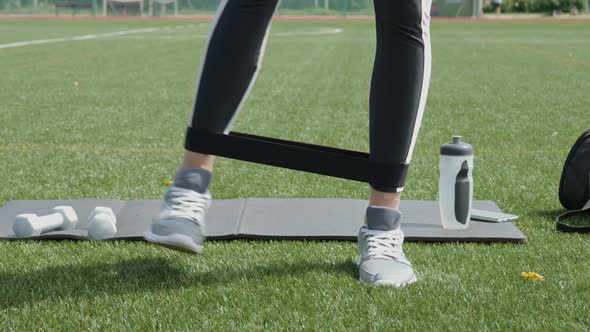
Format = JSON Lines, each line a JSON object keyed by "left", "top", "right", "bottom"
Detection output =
{"left": 358, "top": 0, "right": 432, "bottom": 287}
{"left": 146, "top": 0, "right": 279, "bottom": 254}
{"left": 368, "top": 0, "right": 432, "bottom": 208}
{"left": 182, "top": 0, "right": 279, "bottom": 173}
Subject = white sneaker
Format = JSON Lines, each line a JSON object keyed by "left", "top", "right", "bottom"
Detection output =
{"left": 144, "top": 186, "right": 211, "bottom": 254}
{"left": 357, "top": 206, "right": 417, "bottom": 287}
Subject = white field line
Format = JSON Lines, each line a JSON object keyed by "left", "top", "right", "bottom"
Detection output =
{"left": 272, "top": 27, "right": 343, "bottom": 36}
{"left": 0, "top": 26, "right": 343, "bottom": 49}
{"left": 0, "top": 25, "right": 194, "bottom": 49}
{"left": 108, "top": 35, "right": 207, "bottom": 40}
{"left": 108, "top": 27, "right": 343, "bottom": 40}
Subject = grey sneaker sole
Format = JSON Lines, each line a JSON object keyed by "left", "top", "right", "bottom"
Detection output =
{"left": 143, "top": 230, "right": 203, "bottom": 254}
{"left": 357, "top": 258, "right": 417, "bottom": 287}
{"left": 365, "top": 275, "right": 417, "bottom": 287}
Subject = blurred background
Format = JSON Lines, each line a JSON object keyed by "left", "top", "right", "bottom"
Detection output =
{"left": 1, "top": 0, "right": 588, "bottom": 18}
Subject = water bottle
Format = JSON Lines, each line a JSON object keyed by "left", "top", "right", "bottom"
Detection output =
{"left": 439, "top": 135, "right": 474, "bottom": 229}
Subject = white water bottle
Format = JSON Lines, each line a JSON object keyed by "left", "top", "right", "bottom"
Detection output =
{"left": 439, "top": 136, "right": 474, "bottom": 229}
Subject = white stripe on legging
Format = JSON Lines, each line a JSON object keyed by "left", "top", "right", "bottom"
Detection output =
{"left": 188, "top": 0, "right": 279, "bottom": 133}
{"left": 188, "top": 0, "right": 229, "bottom": 126}
{"left": 404, "top": 0, "right": 433, "bottom": 165}
{"left": 223, "top": 0, "right": 280, "bottom": 133}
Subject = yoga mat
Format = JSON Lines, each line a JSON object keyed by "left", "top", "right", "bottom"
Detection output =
{"left": 0, "top": 199, "right": 526, "bottom": 243}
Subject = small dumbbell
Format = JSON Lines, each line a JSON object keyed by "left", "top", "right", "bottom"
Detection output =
{"left": 87, "top": 207, "right": 117, "bottom": 240}
{"left": 13, "top": 206, "right": 78, "bottom": 238}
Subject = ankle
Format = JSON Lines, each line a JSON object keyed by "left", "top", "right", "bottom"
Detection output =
{"left": 174, "top": 168, "right": 212, "bottom": 194}
{"left": 180, "top": 150, "right": 215, "bottom": 172}
{"left": 365, "top": 206, "right": 402, "bottom": 231}
{"left": 368, "top": 188, "right": 401, "bottom": 209}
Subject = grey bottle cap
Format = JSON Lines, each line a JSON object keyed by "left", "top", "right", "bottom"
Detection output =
{"left": 440, "top": 136, "right": 473, "bottom": 156}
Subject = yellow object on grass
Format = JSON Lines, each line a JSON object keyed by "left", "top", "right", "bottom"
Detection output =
{"left": 162, "top": 178, "right": 173, "bottom": 186}
{"left": 521, "top": 272, "right": 544, "bottom": 282}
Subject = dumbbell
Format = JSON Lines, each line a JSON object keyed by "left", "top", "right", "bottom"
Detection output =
{"left": 13, "top": 206, "right": 78, "bottom": 237}
{"left": 87, "top": 207, "right": 117, "bottom": 240}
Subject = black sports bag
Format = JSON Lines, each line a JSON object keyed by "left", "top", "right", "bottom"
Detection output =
{"left": 557, "top": 128, "right": 590, "bottom": 232}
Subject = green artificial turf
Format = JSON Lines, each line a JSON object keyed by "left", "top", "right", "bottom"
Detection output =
{"left": 1, "top": 18, "right": 590, "bottom": 330}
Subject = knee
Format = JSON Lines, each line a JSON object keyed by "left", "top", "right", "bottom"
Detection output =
{"left": 239, "top": 0, "right": 279, "bottom": 13}
{"left": 375, "top": 0, "right": 430, "bottom": 44}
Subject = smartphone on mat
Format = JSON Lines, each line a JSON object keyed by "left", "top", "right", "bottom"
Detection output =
{"left": 470, "top": 209, "right": 519, "bottom": 223}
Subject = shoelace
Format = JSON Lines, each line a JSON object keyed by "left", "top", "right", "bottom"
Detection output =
{"left": 167, "top": 187, "right": 210, "bottom": 225}
{"left": 363, "top": 228, "right": 404, "bottom": 261}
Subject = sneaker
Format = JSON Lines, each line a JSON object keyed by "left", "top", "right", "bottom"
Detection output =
{"left": 144, "top": 168, "right": 212, "bottom": 254}
{"left": 357, "top": 206, "right": 417, "bottom": 287}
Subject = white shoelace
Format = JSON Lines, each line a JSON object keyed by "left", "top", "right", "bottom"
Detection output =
{"left": 362, "top": 228, "right": 404, "bottom": 261}
{"left": 166, "top": 187, "right": 210, "bottom": 225}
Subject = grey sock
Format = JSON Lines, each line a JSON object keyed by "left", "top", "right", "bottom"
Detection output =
{"left": 174, "top": 168, "right": 211, "bottom": 194}
{"left": 366, "top": 206, "right": 402, "bottom": 231}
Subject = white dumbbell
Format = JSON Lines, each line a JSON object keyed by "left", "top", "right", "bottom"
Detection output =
{"left": 87, "top": 207, "right": 117, "bottom": 240}
{"left": 13, "top": 206, "right": 78, "bottom": 238}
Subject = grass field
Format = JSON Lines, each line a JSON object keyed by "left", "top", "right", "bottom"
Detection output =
{"left": 1, "top": 18, "right": 590, "bottom": 330}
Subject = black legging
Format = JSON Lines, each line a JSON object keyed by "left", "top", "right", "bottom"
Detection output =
{"left": 186, "top": 0, "right": 432, "bottom": 193}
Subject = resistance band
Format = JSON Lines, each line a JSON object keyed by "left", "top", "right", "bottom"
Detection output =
{"left": 185, "top": 128, "right": 408, "bottom": 189}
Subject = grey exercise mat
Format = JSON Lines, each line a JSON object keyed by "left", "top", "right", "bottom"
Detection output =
{"left": 0, "top": 199, "right": 526, "bottom": 242}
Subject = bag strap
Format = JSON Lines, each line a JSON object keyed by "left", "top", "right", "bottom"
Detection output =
{"left": 557, "top": 173, "right": 590, "bottom": 233}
